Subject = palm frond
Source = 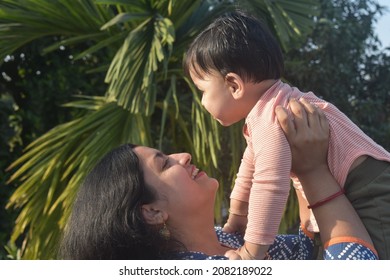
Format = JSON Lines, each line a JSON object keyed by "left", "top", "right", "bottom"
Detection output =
{"left": 239, "top": 0, "right": 320, "bottom": 50}
{"left": 0, "top": 0, "right": 113, "bottom": 61}
{"left": 104, "top": 12, "right": 175, "bottom": 114}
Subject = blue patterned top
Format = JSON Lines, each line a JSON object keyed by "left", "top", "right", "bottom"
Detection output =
{"left": 175, "top": 226, "right": 314, "bottom": 260}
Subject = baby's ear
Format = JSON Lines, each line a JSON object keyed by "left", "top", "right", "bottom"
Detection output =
{"left": 225, "top": 73, "right": 244, "bottom": 99}
{"left": 141, "top": 204, "right": 167, "bottom": 225}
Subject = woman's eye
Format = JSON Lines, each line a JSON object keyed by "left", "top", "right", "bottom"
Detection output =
{"left": 162, "top": 158, "right": 169, "bottom": 170}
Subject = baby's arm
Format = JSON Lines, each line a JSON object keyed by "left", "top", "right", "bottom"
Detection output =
{"left": 223, "top": 198, "right": 271, "bottom": 259}
{"left": 225, "top": 241, "right": 270, "bottom": 260}
{"left": 223, "top": 199, "right": 248, "bottom": 235}
{"left": 223, "top": 198, "right": 271, "bottom": 260}
{"left": 224, "top": 145, "right": 254, "bottom": 235}
{"left": 224, "top": 199, "right": 271, "bottom": 260}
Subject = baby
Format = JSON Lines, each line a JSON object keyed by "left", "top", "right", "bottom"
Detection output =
{"left": 184, "top": 10, "right": 390, "bottom": 259}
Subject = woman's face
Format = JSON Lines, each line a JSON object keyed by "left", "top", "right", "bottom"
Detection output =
{"left": 133, "top": 146, "right": 219, "bottom": 216}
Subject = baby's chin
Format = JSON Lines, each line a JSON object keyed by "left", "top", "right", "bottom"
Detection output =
{"left": 216, "top": 118, "right": 235, "bottom": 127}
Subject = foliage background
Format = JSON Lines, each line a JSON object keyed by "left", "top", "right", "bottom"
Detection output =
{"left": 0, "top": 0, "right": 389, "bottom": 259}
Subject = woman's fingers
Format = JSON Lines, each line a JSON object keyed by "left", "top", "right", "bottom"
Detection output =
{"left": 299, "top": 97, "right": 330, "bottom": 141}
{"left": 276, "top": 98, "right": 330, "bottom": 146}
{"left": 298, "top": 97, "right": 316, "bottom": 114}
{"left": 289, "top": 98, "right": 308, "bottom": 130}
{"left": 275, "top": 105, "right": 297, "bottom": 142}
{"left": 275, "top": 97, "right": 330, "bottom": 176}
{"left": 299, "top": 97, "right": 320, "bottom": 126}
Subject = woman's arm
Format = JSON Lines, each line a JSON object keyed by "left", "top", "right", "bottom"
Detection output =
{"left": 275, "top": 98, "right": 375, "bottom": 252}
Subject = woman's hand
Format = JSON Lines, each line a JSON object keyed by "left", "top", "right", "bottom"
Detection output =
{"left": 275, "top": 98, "right": 329, "bottom": 177}
{"left": 275, "top": 98, "right": 374, "bottom": 250}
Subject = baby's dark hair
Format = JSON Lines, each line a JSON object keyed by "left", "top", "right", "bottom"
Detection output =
{"left": 184, "top": 10, "right": 284, "bottom": 83}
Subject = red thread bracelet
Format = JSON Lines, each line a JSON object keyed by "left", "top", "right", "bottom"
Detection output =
{"left": 307, "top": 189, "right": 345, "bottom": 209}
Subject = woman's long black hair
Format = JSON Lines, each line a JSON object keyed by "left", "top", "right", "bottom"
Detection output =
{"left": 58, "top": 144, "right": 182, "bottom": 259}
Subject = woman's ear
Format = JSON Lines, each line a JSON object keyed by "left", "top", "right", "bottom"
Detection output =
{"left": 141, "top": 204, "right": 168, "bottom": 225}
{"left": 225, "top": 73, "right": 244, "bottom": 100}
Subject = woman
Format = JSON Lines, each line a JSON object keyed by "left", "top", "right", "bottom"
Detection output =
{"left": 58, "top": 99, "right": 377, "bottom": 260}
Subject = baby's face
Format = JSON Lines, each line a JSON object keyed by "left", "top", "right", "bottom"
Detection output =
{"left": 189, "top": 68, "right": 243, "bottom": 126}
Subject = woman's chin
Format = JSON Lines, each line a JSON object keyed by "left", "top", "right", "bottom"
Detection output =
{"left": 211, "top": 178, "right": 219, "bottom": 190}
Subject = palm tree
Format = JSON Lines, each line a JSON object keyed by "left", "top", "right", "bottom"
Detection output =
{"left": 0, "top": 0, "right": 319, "bottom": 259}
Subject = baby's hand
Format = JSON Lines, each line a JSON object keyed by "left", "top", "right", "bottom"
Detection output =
{"left": 222, "top": 214, "right": 247, "bottom": 235}
{"left": 225, "top": 246, "right": 259, "bottom": 260}
{"left": 224, "top": 249, "right": 242, "bottom": 260}
{"left": 222, "top": 222, "right": 236, "bottom": 233}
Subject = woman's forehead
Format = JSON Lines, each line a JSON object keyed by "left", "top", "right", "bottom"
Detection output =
{"left": 133, "top": 146, "right": 167, "bottom": 172}
{"left": 134, "top": 146, "right": 159, "bottom": 161}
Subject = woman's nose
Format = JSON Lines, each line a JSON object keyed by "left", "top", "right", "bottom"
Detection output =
{"left": 170, "top": 153, "right": 192, "bottom": 166}
{"left": 179, "top": 153, "right": 192, "bottom": 166}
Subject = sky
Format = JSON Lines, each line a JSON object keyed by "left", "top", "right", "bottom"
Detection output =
{"left": 375, "top": 0, "right": 390, "bottom": 48}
